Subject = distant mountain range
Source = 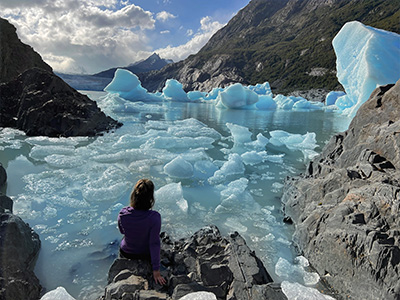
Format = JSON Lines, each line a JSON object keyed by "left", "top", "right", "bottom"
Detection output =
{"left": 93, "top": 53, "right": 173, "bottom": 78}
{"left": 139, "top": 0, "right": 400, "bottom": 94}
{"left": 57, "top": 53, "right": 173, "bottom": 90}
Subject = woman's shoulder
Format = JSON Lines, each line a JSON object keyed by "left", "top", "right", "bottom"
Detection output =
{"left": 119, "top": 206, "right": 133, "bottom": 216}
{"left": 148, "top": 210, "right": 161, "bottom": 218}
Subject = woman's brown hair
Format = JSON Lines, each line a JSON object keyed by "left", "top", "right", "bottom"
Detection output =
{"left": 130, "top": 179, "right": 155, "bottom": 210}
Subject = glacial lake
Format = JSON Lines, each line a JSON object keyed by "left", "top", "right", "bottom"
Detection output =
{"left": 0, "top": 91, "right": 351, "bottom": 299}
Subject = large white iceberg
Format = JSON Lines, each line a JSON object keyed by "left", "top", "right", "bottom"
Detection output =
{"left": 332, "top": 21, "right": 400, "bottom": 117}
{"left": 215, "top": 83, "right": 259, "bottom": 109}
{"left": 104, "top": 69, "right": 162, "bottom": 101}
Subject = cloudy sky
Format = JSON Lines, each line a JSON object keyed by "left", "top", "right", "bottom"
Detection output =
{"left": 0, "top": 0, "right": 249, "bottom": 74}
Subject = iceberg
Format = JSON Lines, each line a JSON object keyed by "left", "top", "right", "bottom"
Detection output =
{"left": 325, "top": 91, "right": 346, "bottom": 106}
{"left": 332, "top": 21, "right": 400, "bottom": 117}
{"left": 164, "top": 156, "right": 194, "bottom": 178}
{"left": 215, "top": 83, "right": 259, "bottom": 109}
{"left": 162, "top": 79, "right": 190, "bottom": 101}
{"left": 104, "top": 68, "right": 161, "bottom": 102}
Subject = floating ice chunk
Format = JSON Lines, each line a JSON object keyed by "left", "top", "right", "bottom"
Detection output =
{"left": 275, "top": 257, "right": 320, "bottom": 286}
{"left": 248, "top": 82, "right": 272, "bottom": 96}
{"left": 225, "top": 217, "right": 248, "bottom": 233}
{"left": 155, "top": 182, "right": 188, "bottom": 213}
{"left": 292, "top": 99, "right": 316, "bottom": 110}
{"left": 40, "top": 286, "right": 76, "bottom": 300}
{"left": 334, "top": 94, "right": 354, "bottom": 111}
{"left": 168, "top": 119, "right": 221, "bottom": 140}
{"left": 269, "top": 130, "right": 317, "bottom": 152}
{"left": 164, "top": 156, "right": 194, "bottom": 178}
{"left": 29, "top": 145, "right": 76, "bottom": 161}
{"left": 226, "top": 123, "right": 252, "bottom": 144}
{"left": 204, "top": 87, "right": 224, "bottom": 100}
{"left": 45, "top": 154, "right": 84, "bottom": 169}
{"left": 179, "top": 291, "right": 217, "bottom": 300}
{"left": 245, "top": 133, "right": 269, "bottom": 150}
{"left": 255, "top": 95, "right": 277, "bottom": 110}
{"left": 274, "top": 95, "right": 294, "bottom": 110}
{"left": 104, "top": 69, "right": 161, "bottom": 102}
{"left": 162, "top": 79, "right": 189, "bottom": 101}
{"left": 216, "top": 83, "right": 259, "bottom": 109}
{"left": 188, "top": 90, "right": 206, "bottom": 101}
{"left": 208, "top": 153, "right": 245, "bottom": 184}
{"left": 241, "top": 151, "right": 266, "bottom": 166}
{"left": 325, "top": 91, "right": 346, "bottom": 106}
{"left": 333, "top": 21, "right": 400, "bottom": 117}
{"left": 281, "top": 281, "right": 335, "bottom": 300}
{"left": 82, "top": 166, "right": 130, "bottom": 202}
{"left": 147, "top": 136, "right": 215, "bottom": 150}
{"left": 194, "top": 160, "right": 219, "bottom": 180}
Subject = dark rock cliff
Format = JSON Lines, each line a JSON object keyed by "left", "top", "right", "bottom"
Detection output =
{"left": 0, "top": 17, "right": 122, "bottom": 137}
{"left": 0, "top": 68, "right": 121, "bottom": 137}
{"left": 140, "top": 0, "right": 400, "bottom": 94}
{"left": 281, "top": 80, "right": 400, "bottom": 299}
{"left": 0, "top": 18, "right": 52, "bottom": 83}
{"left": 101, "top": 226, "right": 287, "bottom": 300}
{"left": 0, "top": 165, "right": 42, "bottom": 300}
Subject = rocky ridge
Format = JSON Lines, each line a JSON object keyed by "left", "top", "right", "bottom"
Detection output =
{"left": 0, "top": 17, "right": 122, "bottom": 137}
{"left": 101, "top": 226, "right": 287, "bottom": 300}
{"left": 0, "top": 68, "right": 122, "bottom": 137}
{"left": 0, "top": 164, "right": 42, "bottom": 300}
{"left": 281, "top": 80, "right": 400, "bottom": 299}
{"left": 0, "top": 18, "right": 52, "bottom": 83}
{"left": 140, "top": 0, "right": 400, "bottom": 94}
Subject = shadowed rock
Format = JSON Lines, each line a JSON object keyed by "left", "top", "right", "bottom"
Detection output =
{"left": 0, "top": 68, "right": 122, "bottom": 137}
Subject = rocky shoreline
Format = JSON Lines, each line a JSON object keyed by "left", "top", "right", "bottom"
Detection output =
{"left": 281, "top": 80, "right": 400, "bottom": 299}
{"left": 100, "top": 226, "right": 287, "bottom": 300}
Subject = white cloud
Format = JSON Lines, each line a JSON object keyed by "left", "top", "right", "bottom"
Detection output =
{"left": 156, "top": 11, "right": 177, "bottom": 22}
{"left": 186, "top": 29, "right": 194, "bottom": 36}
{"left": 160, "top": 30, "right": 170, "bottom": 34}
{"left": 156, "top": 16, "right": 225, "bottom": 63}
{"left": 0, "top": 1, "right": 155, "bottom": 74}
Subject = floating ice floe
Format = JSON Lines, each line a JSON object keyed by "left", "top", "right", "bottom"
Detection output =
{"left": 275, "top": 256, "right": 320, "bottom": 286}
{"left": 332, "top": 21, "right": 400, "bottom": 117}
{"left": 281, "top": 281, "right": 336, "bottom": 300}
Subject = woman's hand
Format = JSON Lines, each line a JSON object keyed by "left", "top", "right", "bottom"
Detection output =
{"left": 153, "top": 270, "right": 166, "bottom": 285}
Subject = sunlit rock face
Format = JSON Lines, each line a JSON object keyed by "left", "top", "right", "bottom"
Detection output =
{"left": 282, "top": 80, "right": 400, "bottom": 300}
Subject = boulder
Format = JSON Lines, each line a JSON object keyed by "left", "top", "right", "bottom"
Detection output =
{"left": 0, "top": 68, "right": 122, "bottom": 137}
{"left": 101, "top": 225, "right": 286, "bottom": 300}
{"left": 0, "top": 213, "right": 42, "bottom": 299}
{"left": 282, "top": 80, "right": 400, "bottom": 300}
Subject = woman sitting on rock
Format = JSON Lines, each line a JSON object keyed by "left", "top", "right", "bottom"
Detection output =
{"left": 118, "top": 178, "right": 166, "bottom": 285}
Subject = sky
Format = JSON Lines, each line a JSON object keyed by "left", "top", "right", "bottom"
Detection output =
{"left": 0, "top": 0, "right": 250, "bottom": 74}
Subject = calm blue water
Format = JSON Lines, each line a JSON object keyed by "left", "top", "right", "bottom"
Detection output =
{"left": 0, "top": 91, "right": 351, "bottom": 299}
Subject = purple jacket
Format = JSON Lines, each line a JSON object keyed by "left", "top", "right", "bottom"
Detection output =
{"left": 118, "top": 206, "right": 161, "bottom": 271}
